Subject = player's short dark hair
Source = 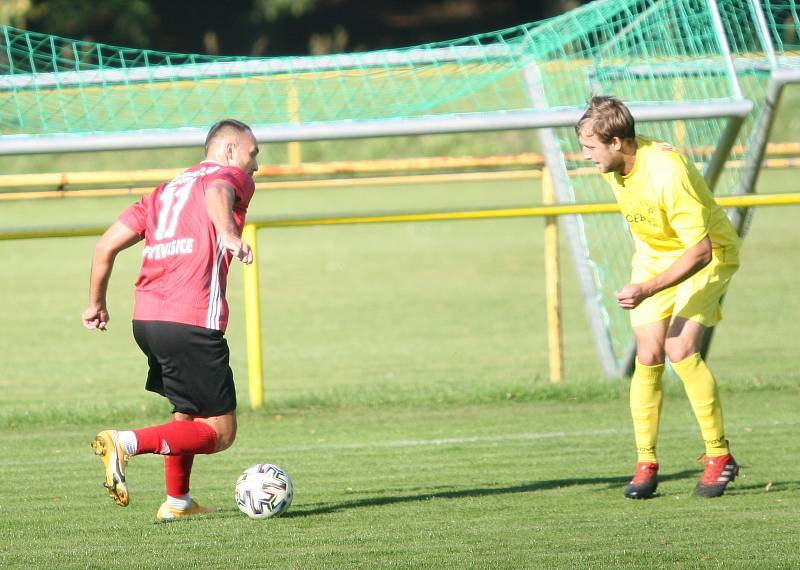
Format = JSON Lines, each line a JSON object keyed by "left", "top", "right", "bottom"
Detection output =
{"left": 204, "top": 118, "right": 253, "bottom": 155}
{"left": 575, "top": 96, "right": 635, "bottom": 143}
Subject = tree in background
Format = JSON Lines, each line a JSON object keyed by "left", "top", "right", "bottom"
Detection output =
{"left": 0, "top": 0, "right": 31, "bottom": 27}
{"left": 12, "top": 0, "right": 587, "bottom": 56}
{"left": 23, "top": 0, "right": 156, "bottom": 47}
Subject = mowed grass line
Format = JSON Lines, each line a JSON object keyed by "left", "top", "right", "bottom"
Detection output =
{"left": 0, "top": 391, "right": 798, "bottom": 569}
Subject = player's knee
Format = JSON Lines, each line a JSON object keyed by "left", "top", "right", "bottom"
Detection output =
{"left": 664, "top": 338, "right": 696, "bottom": 363}
{"left": 201, "top": 415, "right": 237, "bottom": 452}
{"left": 636, "top": 346, "right": 665, "bottom": 366}
{"left": 213, "top": 423, "right": 237, "bottom": 452}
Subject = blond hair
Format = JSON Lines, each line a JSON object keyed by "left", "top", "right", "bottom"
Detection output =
{"left": 575, "top": 95, "right": 635, "bottom": 143}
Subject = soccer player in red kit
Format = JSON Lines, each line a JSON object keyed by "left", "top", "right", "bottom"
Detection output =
{"left": 82, "top": 119, "right": 259, "bottom": 520}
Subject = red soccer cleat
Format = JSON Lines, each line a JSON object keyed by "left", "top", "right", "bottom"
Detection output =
{"left": 695, "top": 453, "right": 739, "bottom": 498}
{"left": 624, "top": 462, "right": 659, "bottom": 499}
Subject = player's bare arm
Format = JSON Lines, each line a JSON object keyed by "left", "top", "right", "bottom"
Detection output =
{"left": 615, "top": 235, "right": 713, "bottom": 310}
{"left": 205, "top": 179, "right": 253, "bottom": 264}
{"left": 82, "top": 221, "right": 143, "bottom": 330}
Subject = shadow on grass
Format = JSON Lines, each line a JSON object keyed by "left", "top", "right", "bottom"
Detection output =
{"left": 206, "top": 470, "right": 793, "bottom": 521}
{"left": 283, "top": 469, "right": 700, "bottom": 518}
{"left": 727, "top": 480, "right": 799, "bottom": 494}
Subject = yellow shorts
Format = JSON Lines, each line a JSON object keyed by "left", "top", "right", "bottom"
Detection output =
{"left": 629, "top": 247, "right": 739, "bottom": 328}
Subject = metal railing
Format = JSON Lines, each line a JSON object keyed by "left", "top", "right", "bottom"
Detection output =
{"left": 3, "top": 190, "right": 798, "bottom": 408}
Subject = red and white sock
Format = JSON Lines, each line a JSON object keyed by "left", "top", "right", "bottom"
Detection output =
{"left": 166, "top": 493, "right": 193, "bottom": 511}
{"left": 165, "top": 453, "right": 194, "bottom": 498}
{"left": 132, "top": 419, "right": 217, "bottom": 456}
{"left": 118, "top": 431, "right": 138, "bottom": 456}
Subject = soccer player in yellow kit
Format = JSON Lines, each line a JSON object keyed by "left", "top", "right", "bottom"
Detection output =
{"left": 576, "top": 96, "right": 741, "bottom": 499}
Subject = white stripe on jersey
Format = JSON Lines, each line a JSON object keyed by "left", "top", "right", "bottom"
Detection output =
{"left": 206, "top": 237, "right": 226, "bottom": 330}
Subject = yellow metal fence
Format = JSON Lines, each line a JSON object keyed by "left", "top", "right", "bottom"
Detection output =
{"left": 3, "top": 191, "right": 799, "bottom": 408}
{"left": 3, "top": 142, "right": 800, "bottom": 201}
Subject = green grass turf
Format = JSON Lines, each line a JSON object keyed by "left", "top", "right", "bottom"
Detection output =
{"left": 0, "top": 173, "right": 798, "bottom": 568}
{"left": 0, "top": 393, "right": 798, "bottom": 569}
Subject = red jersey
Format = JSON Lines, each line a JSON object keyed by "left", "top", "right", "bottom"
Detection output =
{"left": 119, "top": 161, "right": 255, "bottom": 332}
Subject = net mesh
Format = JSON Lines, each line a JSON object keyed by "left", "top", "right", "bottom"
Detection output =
{"left": 540, "top": 0, "right": 799, "bottom": 368}
{"left": 1, "top": 0, "right": 797, "bottom": 373}
{"left": 2, "top": 0, "right": 788, "bottom": 135}
{"left": 0, "top": 22, "right": 536, "bottom": 134}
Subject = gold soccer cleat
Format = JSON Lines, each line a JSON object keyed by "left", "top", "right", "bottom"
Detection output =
{"left": 91, "top": 430, "right": 130, "bottom": 507}
{"left": 156, "top": 500, "right": 216, "bottom": 521}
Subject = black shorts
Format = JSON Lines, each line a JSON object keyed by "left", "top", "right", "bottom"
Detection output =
{"left": 132, "top": 320, "right": 237, "bottom": 416}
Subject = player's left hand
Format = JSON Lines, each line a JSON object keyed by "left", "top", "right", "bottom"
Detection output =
{"left": 220, "top": 233, "right": 253, "bottom": 264}
{"left": 614, "top": 283, "right": 648, "bottom": 310}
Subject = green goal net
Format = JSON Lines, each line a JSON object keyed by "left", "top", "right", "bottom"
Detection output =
{"left": 0, "top": 1, "right": 774, "bottom": 136}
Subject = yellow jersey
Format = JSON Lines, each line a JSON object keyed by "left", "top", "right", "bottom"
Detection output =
{"left": 602, "top": 137, "right": 740, "bottom": 262}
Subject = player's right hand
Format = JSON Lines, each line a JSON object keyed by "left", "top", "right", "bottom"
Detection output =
{"left": 82, "top": 306, "right": 109, "bottom": 331}
{"left": 614, "top": 283, "right": 647, "bottom": 310}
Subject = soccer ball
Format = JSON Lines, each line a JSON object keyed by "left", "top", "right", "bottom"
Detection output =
{"left": 235, "top": 463, "right": 294, "bottom": 519}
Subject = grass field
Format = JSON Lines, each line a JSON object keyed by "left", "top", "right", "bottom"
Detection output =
{"left": 0, "top": 172, "right": 798, "bottom": 568}
{"left": 1, "top": 393, "right": 798, "bottom": 568}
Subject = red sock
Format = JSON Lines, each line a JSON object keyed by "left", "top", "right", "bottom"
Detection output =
{"left": 165, "top": 454, "right": 194, "bottom": 497}
{"left": 133, "top": 420, "right": 217, "bottom": 455}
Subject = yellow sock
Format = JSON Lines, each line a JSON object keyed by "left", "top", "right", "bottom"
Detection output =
{"left": 630, "top": 359, "right": 664, "bottom": 464}
{"left": 671, "top": 353, "right": 729, "bottom": 457}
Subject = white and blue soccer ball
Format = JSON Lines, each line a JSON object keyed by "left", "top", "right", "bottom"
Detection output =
{"left": 235, "top": 463, "right": 293, "bottom": 519}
